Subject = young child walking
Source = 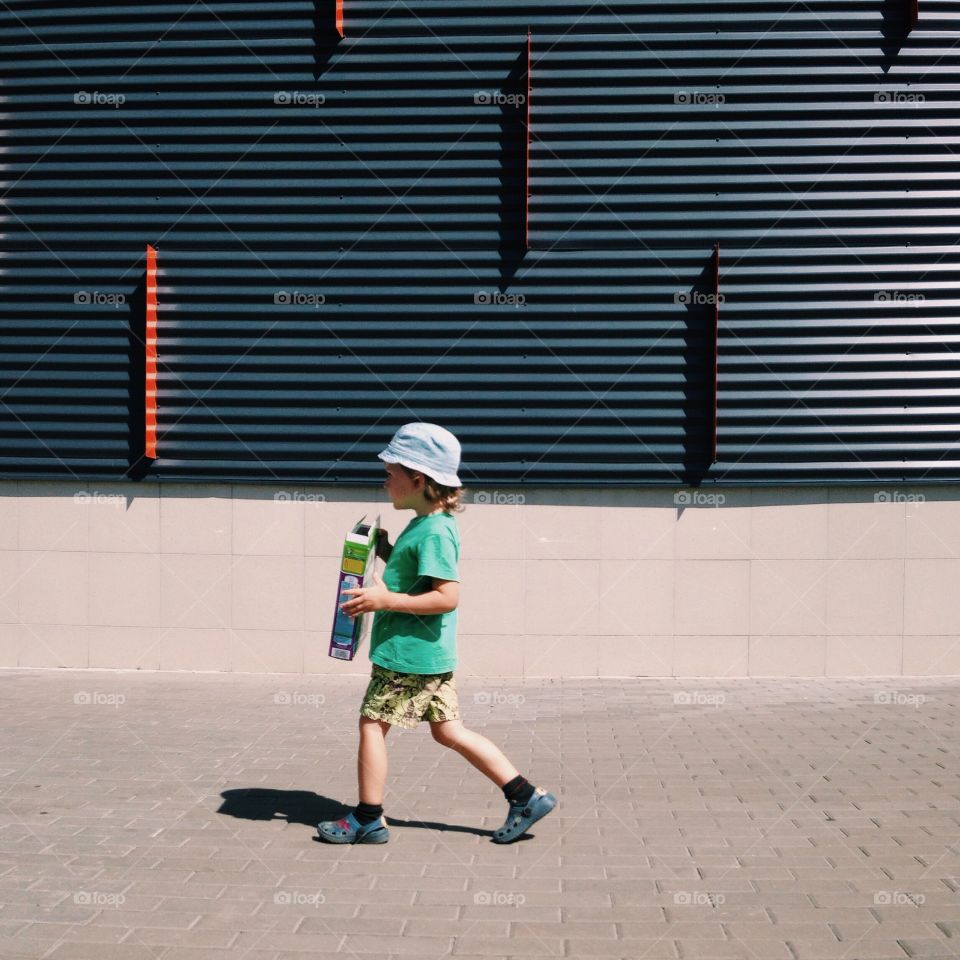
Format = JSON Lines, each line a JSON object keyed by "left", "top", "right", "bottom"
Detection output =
{"left": 317, "top": 422, "right": 557, "bottom": 844}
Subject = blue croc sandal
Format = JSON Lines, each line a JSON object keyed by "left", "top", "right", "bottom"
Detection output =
{"left": 317, "top": 811, "right": 390, "bottom": 844}
{"left": 492, "top": 787, "right": 557, "bottom": 844}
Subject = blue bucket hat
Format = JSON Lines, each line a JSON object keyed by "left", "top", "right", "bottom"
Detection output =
{"left": 378, "top": 422, "right": 461, "bottom": 488}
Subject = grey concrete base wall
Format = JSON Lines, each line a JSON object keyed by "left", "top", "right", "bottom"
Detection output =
{"left": 0, "top": 480, "right": 958, "bottom": 677}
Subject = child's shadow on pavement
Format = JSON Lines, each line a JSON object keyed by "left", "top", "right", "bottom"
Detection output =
{"left": 218, "top": 788, "right": 505, "bottom": 840}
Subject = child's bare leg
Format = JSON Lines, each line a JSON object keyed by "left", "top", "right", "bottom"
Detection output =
{"left": 430, "top": 720, "right": 519, "bottom": 786}
{"left": 358, "top": 716, "right": 391, "bottom": 804}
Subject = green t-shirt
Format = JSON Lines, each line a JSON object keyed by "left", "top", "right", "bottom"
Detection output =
{"left": 369, "top": 511, "right": 460, "bottom": 675}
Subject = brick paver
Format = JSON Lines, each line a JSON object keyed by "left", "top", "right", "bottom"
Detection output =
{"left": 1, "top": 670, "right": 960, "bottom": 959}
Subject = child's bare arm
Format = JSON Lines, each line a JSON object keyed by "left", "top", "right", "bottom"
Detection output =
{"left": 341, "top": 578, "right": 458, "bottom": 617}
{"left": 393, "top": 578, "right": 458, "bottom": 615}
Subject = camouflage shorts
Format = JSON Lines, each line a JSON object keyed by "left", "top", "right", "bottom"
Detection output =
{"left": 359, "top": 663, "right": 460, "bottom": 729}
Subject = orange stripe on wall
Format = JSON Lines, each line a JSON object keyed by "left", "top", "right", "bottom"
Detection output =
{"left": 336, "top": 0, "right": 344, "bottom": 37}
{"left": 145, "top": 243, "right": 158, "bottom": 460}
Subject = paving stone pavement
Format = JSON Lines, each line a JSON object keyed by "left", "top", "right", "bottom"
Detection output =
{"left": 1, "top": 669, "right": 960, "bottom": 960}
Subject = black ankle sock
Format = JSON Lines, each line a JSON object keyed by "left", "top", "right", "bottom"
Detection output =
{"left": 354, "top": 801, "right": 383, "bottom": 825}
{"left": 502, "top": 775, "right": 536, "bottom": 806}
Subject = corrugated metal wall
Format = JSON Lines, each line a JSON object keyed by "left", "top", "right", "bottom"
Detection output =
{"left": 2, "top": 0, "right": 958, "bottom": 484}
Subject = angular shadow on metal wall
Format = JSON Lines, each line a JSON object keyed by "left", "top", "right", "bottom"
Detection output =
{"left": 125, "top": 268, "right": 151, "bottom": 479}
{"left": 679, "top": 251, "right": 717, "bottom": 487}
{"left": 498, "top": 46, "right": 528, "bottom": 288}
{"left": 312, "top": 0, "right": 343, "bottom": 78}
{"left": 880, "top": 0, "right": 912, "bottom": 73}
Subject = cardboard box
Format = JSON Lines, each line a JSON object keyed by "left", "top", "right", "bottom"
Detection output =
{"left": 328, "top": 515, "right": 380, "bottom": 661}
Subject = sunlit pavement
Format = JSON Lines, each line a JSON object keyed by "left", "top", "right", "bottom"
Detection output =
{"left": 1, "top": 668, "right": 959, "bottom": 959}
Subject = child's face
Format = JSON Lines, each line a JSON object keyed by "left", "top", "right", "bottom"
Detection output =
{"left": 383, "top": 462, "right": 425, "bottom": 509}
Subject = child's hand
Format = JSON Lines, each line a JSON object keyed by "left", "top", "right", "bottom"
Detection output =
{"left": 340, "top": 582, "right": 393, "bottom": 617}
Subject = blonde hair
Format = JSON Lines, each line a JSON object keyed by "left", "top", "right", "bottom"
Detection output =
{"left": 400, "top": 464, "right": 466, "bottom": 513}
